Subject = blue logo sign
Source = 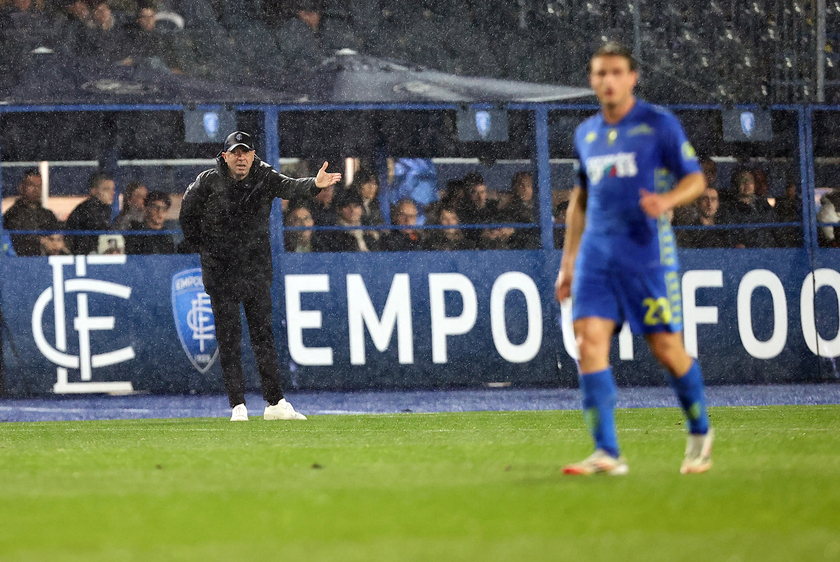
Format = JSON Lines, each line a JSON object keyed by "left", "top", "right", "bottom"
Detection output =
{"left": 475, "top": 110, "right": 491, "bottom": 139}
{"left": 172, "top": 268, "right": 218, "bottom": 373}
{"left": 740, "top": 111, "right": 755, "bottom": 137}
{"left": 203, "top": 112, "right": 220, "bottom": 140}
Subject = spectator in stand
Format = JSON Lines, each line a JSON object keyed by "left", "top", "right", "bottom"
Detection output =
{"left": 439, "top": 178, "right": 468, "bottom": 210}
{"left": 271, "top": 0, "right": 361, "bottom": 76}
{"left": 502, "top": 171, "right": 539, "bottom": 250}
{"left": 307, "top": 182, "right": 335, "bottom": 226}
{"left": 352, "top": 168, "right": 385, "bottom": 227}
{"left": 124, "top": 190, "right": 175, "bottom": 254}
{"left": 424, "top": 206, "right": 474, "bottom": 251}
{"left": 75, "top": 0, "right": 127, "bottom": 62}
{"left": 55, "top": 0, "right": 94, "bottom": 54}
{"left": 316, "top": 189, "right": 375, "bottom": 252}
{"left": 817, "top": 189, "right": 840, "bottom": 248}
{"left": 502, "top": 171, "right": 535, "bottom": 223}
{"left": 381, "top": 198, "right": 423, "bottom": 251}
{"left": 0, "top": 0, "right": 53, "bottom": 48}
{"left": 674, "top": 156, "right": 715, "bottom": 226}
{"left": 774, "top": 179, "right": 803, "bottom": 247}
{"left": 66, "top": 172, "right": 115, "bottom": 255}
{"left": 676, "top": 187, "right": 728, "bottom": 249}
{"left": 284, "top": 204, "right": 323, "bottom": 252}
{"left": 717, "top": 167, "right": 775, "bottom": 248}
{"left": 39, "top": 233, "right": 71, "bottom": 255}
{"left": 2, "top": 169, "right": 60, "bottom": 256}
{"left": 751, "top": 167, "right": 773, "bottom": 212}
{"left": 459, "top": 172, "right": 500, "bottom": 245}
{"left": 113, "top": 180, "right": 147, "bottom": 229}
{"left": 121, "top": 0, "right": 186, "bottom": 72}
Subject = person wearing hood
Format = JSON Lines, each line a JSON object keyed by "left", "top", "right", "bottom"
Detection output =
{"left": 179, "top": 131, "right": 341, "bottom": 422}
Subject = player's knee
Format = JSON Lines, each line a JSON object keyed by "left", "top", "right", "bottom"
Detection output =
{"left": 576, "top": 333, "right": 609, "bottom": 363}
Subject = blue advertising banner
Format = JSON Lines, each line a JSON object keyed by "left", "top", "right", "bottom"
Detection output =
{"left": 2, "top": 249, "right": 839, "bottom": 397}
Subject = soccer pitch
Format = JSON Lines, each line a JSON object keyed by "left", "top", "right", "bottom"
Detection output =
{"left": 1, "top": 406, "right": 838, "bottom": 562}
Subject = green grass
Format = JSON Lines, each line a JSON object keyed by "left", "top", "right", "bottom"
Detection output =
{"left": 1, "top": 406, "right": 839, "bottom": 562}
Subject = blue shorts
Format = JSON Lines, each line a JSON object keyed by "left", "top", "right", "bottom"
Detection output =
{"left": 572, "top": 258, "right": 683, "bottom": 335}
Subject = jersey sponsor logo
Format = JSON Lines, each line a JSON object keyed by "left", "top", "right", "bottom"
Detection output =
{"left": 172, "top": 268, "right": 218, "bottom": 374}
{"left": 628, "top": 123, "right": 655, "bottom": 136}
{"left": 32, "top": 255, "right": 135, "bottom": 394}
{"left": 585, "top": 152, "right": 638, "bottom": 184}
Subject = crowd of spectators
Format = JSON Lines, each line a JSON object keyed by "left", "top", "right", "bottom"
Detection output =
{"left": 0, "top": 162, "right": 818, "bottom": 257}
{"left": 0, "top": 0, "right": 794, "bottom": 104}
{"left": 673, "top": 159, "right": 804, "bottom": 249}
{"left": 282, "top": 168, "right": 540, "bottom": 253}
{"left": 1, "top": 169, "right": 179, "bottom": 256}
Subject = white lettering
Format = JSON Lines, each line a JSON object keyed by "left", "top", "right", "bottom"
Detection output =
{"left": 737, "top": 270, "right": 787, "bottom": 359}
{"left": 585, "top": 152, "right": 638, "bottom": 184}
{"left": 559, "top": 298, "right": 578, "bottom": 360}
{"left": 800, "top": 269, "right": 840, "bottom": 358}
{"left": 682, "top": 270, "right": 723, "bottom": 358}
{"left": 347, "top": 274, "right": 414, "bottom": 365}
{"left": 489, "top": 272, "right": 542, "bottom": 363}
{"left": 429, "top": 273, "right": 477, "bottom": 364}
{"left": 618, "top": 322, "right": 633, "bottom": 360}
{"left": 285, "top": 274, "right": 333, "bottom": 366}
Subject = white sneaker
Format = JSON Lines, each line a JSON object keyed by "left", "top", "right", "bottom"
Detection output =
{"left": 230, "top": 403, "right": 248, "bottom": 421}
{"left": 681, "top": 427, "right": 714, "bottom": 474}
{"left": 563, "top": 449, "right": 629, "bottom": 476}
{"left": 264, "top": 398, "right": 307, "bottom": 420}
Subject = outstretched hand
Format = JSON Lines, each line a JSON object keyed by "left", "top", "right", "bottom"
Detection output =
{"left": 639, "top": 189, "right": 670, "bottom": 219}
{"left": 315, "top": 162, "right": 342, "bottom": 188}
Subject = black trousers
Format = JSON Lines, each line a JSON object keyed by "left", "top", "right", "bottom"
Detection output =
{"left": 206, "top": 279, "right": 285, "bottom": 408}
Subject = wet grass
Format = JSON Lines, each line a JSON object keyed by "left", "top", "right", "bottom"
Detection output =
{"left": 0, "top": 406, "right": 838, "bottom": 562}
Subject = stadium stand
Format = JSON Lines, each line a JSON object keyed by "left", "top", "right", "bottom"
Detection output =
{"left": 0, "top": 0, "right": 829, "bottom": 104}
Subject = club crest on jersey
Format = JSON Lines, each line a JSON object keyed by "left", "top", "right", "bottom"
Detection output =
{"left": 586, "top": 152, "right": 638, "bottom": 184}
{"left": 172, "top": 268, "right": 218, "bottom": 374}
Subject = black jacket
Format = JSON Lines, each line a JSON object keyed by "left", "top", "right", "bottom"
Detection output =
{"left": 179, "top": 155, "right": 317, "bottom": 292}
{"left": 66, "top": 196, "right": 112, "bottom": 255}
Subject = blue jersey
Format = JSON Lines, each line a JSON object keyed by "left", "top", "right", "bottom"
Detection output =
{"left": 574, "top": 100, "right": 701, "bottom": 270}
{"left": 571, "top": 100, "right": 701, "bottom": 334}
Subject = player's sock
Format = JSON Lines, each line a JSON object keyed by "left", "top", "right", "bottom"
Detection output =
{"left": 579, "top": 368, "right": 620, "bottom": 458}
{"left": 669, "top": 360, "right": 710, "bottom": 435}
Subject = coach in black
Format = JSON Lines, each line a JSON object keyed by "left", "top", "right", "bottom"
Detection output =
{"left": 180, "top": 131, "right": 341, "bottom": 421}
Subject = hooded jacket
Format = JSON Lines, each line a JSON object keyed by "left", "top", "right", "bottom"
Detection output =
{"left": 180, "top": 154, "right": 318, "bottom": 290}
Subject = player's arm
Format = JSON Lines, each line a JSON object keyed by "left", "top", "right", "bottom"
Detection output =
{"left": 639, "top": 172, "right": 706, "bottom": 219}
{"left": 555, "top": 185, "right": 586, "bottom": 303}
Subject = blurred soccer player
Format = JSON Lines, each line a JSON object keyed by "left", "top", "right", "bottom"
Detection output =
{"left": 554, "top": 43, "right": 713, "bottom": 475}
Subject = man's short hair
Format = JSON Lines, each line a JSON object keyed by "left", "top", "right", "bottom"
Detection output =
{"left": 590, "top": 42, "right": 638, "bottom": 72}
{"left": 87, "top": 172, "right": 113, "bottom": 192}
{"left": 144, "top": 190, "right": 171, "bottom": 208}
{"left": 462, "top": 172, "right": 485, "bottom": 190}
{"left": 124, "top": 181, "right": 145, "bottom": 199}
{"left": 21, "top": 168, "right": 40, "bottom": 181}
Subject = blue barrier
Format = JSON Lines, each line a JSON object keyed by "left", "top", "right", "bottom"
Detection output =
{"left": 2, "top": 248, "right": 839, "bottom": 397}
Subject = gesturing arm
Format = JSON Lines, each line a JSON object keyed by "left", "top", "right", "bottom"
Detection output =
{"left": 555, "top": 185, "right": 586, "bottom": 303}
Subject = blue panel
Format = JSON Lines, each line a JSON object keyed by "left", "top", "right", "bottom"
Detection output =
{"left": 2, "top": 248, "right": 838, "bottom": 397}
